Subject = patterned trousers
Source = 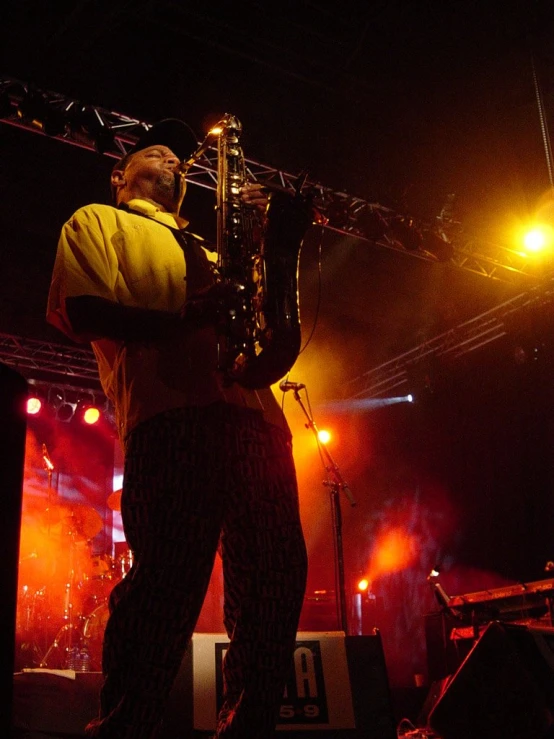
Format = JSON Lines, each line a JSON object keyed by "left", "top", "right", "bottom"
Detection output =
{"left": 86, "top": 402, "right": 308, "bottom": 739}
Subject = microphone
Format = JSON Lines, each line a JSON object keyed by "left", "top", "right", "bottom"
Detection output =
{"left": 279, "top": 380, "right": 306, "bottom": 393}
{"left": 42, "top": 443, "right": 54, "bottom": 471}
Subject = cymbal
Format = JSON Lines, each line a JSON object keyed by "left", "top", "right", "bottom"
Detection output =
{"left": 65, "top": 504, "right": 103, "bottom": 540}
{"left": 107, "top": 490, "right": 122, "bottom": 512}
{"left": 42, "top": 503, "right": 103, "bottom": 540}
{"left": 42, "top": 503, "right": 72, "bottom": 527}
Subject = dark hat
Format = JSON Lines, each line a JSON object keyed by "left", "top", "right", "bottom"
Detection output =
{"left": 130, "top": 118, "right": 199, "bottom": 161}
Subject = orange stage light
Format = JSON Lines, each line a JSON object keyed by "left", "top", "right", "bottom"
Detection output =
{"left": 357, "top": 578, "right": 369, "bottom": 592}
{"left": 82, "top": 406, "right": 101, "bottom": 425}
{"left": 366, "top": 527, "right": 418, "bottom": 582}
{"left": 317, "top": 429, "right": 331, "bottom": 445}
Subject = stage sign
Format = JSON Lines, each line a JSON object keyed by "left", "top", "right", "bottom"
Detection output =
{"left": 192, "top": 631, "right": 356, "bottom": 731}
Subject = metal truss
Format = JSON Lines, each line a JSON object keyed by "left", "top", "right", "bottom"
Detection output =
{"left": 3, "top": 272, "right": 554, "bottom": 401}
{"left": 2, "top": 77, "right": 551, "bottom": 398}
{"left": 0, "top": 333, "right": 99, "bottom": 388}
{"left": 345, "top": 276, "right": 554, "bottom": 399}
{"left": 1, "top": 75, "right": 544, "bottom": 286}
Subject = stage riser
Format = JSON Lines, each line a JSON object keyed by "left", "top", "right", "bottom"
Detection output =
{"left": 12, "top": 633, "right": 396, "bottom": 738}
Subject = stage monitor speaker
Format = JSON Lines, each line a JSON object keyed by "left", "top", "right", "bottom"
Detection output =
{"left": 164, "top": 631, "right": 396, "bottom": 738}
{"left": 427, "top": 621, "right": 554, "bottom": 739}
{"left": 424, "top": 609, "right": 474, "bottom": 681}
{"left": 1, "top": 364, "right": 27, "bottom": 738}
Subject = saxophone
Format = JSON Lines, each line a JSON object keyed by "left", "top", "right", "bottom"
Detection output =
{"left": 189, "top": 114, "right": 316, "bottom": 389}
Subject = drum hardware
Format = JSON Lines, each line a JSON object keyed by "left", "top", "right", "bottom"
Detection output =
{"left": 39, "top": 556, "right": 82, "bottom": 668}
{"left": 80, "top": 553, "right": 115, "bottom": 612}
{"left": 117, "top": 550, "right": 134, "bottom": 578}
{"left": 31, "top": 545, "right": 125, "bottom": 669}
{"left": 82, "top": 602, "right": 110, "bottom": 671}
{"left": 39, "top": 622, "right": 84, "bottom": 669}
{"left": 34, "top": 506, "right": 103, "bottom": 669}
{"left": 17, "top": 445, "right": 106, "bottom": 669}
{"left": 41, "top": 503, "right": 103, "bottom": 542}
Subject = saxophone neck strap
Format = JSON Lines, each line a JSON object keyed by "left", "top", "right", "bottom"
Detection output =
{"left": 117, "top": 203, "right": 216, "bottom": 294}
{"left": 117, "top": 202, "right": 216, "bottom": 251}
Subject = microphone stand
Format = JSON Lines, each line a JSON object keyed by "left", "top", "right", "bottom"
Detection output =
{"left": 287, "top": 385, "right": 356, "bottom": 634}
{"left": 42, "top": 444, "right": 55, "bottom": 536}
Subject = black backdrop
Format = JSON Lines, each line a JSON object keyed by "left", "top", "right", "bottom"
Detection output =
{"left": 330, "top": 324, "right": 554, "bottom": 687}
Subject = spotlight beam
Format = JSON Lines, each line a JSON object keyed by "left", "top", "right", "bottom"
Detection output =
{"left": 318, "top": 395, "right": 413, "bottom": 412}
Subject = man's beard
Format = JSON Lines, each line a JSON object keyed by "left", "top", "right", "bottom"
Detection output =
{"left": 155, "top": 170, "right": 182, "bottom": 206}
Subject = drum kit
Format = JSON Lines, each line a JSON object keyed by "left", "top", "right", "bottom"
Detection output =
{"left": 16, "top": 490, "right": 132, "bottom": 672}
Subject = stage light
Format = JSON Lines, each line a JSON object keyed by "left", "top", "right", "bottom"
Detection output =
{"left": 17, "top": 89, "right": 67, "bottom": 137}
{"left": 82, "top": 405, "right": 101, "bottom": 425}
{"left": 26, "top": 396, "right": 42, "bottom": 415}
{"left": 17, "top": 89, "right": 47, "bottom": 127}
{"left": 81, "top": 107, "right": 115, "bottom": 154}
{"left": 523, "top": 227, "right": 550, "bottom": 253}
{"left": 317, "top": 429, "right": 331, "bottom": 444}
{"left": 67, "top": 105, "right": 115, "bottom": 154}
{"left": 420, "top": 230, "right": 454, "bottom": 262}
{"left": 389, "top": 216, "right": 423, "bottom": 251}
{"left": 355, "top": 206, "right": 388, "bottom": 242}
{"left": 57, "top": 401, "right": 76, "bottom": 422}
{"left": 357, "top": 578, "right": 369, "bottom": 592}
{"left": 26, "top": 383, "right": 45, "bottom": 416}
{"left": 46, "top": 385, "right": 76, "bottom": 422}
{"left": 47, "top": 386, "right": 64, "bottom": 409}
{"left": 21, "top": 380, "right": 115, "bottom": 430}
{"left": 0, "top": 80, "right": 24, "bottom": 118}
{"left": 75, "top": 394, "right": 102, "bottom": 425}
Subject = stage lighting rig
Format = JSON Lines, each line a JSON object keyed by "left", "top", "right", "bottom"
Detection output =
{"left": 2, "top": 74, "right": 551, "bottom": 289}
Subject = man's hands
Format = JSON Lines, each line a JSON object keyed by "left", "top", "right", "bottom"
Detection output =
{"left": 240, "top": 182, "right": 268, "bottom": 213}
{"left": 181, "top": 282, "right": 243, "bottom": 330}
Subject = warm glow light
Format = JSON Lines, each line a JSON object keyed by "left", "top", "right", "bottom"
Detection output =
{"left": 26, "top": 397, "right": 42, "bottom": 415}
{"left": 357, "top": 578, "right": 369, "bottom": 592}
{"left": 366, "top": 527, "right": 418, "bottom": 582}
{"left": 523, "top": 228, "right": 547, "bottom": 253}
{"left": 317, "top": 429, "right": 331, "bottom": 444}
{"left": 83, "top": 406, "right": 101, "bottom": 425}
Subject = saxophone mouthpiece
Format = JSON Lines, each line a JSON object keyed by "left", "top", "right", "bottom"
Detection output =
{"left": 176, "top": 126, "right": 222, "bottom": 176}
{"left": 175, "top": 159, "right": 193, "bottom": 176}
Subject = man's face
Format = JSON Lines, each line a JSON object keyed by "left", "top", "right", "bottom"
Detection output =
{"left": 113, "top": 145, "right": 185, "bottom": 212}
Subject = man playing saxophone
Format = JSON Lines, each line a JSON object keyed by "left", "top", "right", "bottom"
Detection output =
{"left": 47, "top": 118, "right": 308, "bottom": 739}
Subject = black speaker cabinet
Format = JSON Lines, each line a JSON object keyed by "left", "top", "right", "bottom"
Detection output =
{"left": 424, "top": 609, "right": 475, "bottom": 681}
{"left": 12, "top": 631, "right": 396, "bottom": 738}
{"left": 427, "top": 621, "right": 554, "bottom": 739}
